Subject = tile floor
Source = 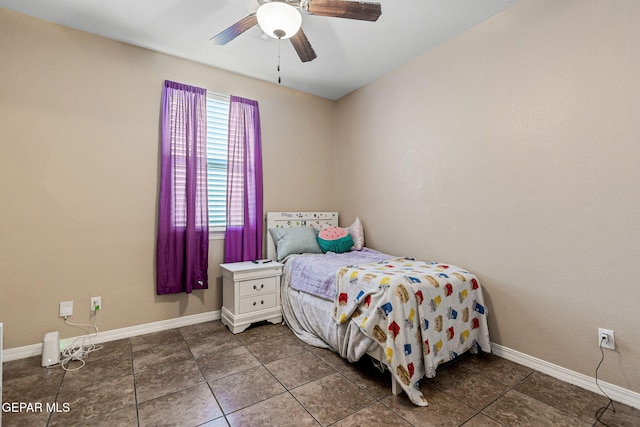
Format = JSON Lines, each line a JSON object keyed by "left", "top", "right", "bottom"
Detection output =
{"left": 2, "top": 320, "right": 639, "bottom": 426}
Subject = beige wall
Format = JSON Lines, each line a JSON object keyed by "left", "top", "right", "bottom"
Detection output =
{"left": 2, "top": 0, "right": 639, "bottom": 398}
{"left": 0, "top": 9, "right": 335, "bottom": 349}
{"left": 335, "top": 0, "right": 640, "bottom": 393}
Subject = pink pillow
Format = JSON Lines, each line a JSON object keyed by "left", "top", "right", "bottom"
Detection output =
{"left": 347, "top": 217, "right": 365, "bottom": 250}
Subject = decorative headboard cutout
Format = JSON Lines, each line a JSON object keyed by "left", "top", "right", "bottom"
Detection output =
{"left": 266, "top": 212, "right": 338, "bottom": 260}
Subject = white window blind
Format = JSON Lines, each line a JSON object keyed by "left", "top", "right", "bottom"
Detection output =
{"left": 206, "top": 93, "right": 230, "bottom": 229}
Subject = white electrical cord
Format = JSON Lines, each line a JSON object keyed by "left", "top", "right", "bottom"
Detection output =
{"left": 58, "top": 313, "right": 103, "bottom": 371}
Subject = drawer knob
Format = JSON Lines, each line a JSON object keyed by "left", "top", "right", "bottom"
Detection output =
{"left": 253, "top": 284, "right": 265, "bottom": 290}
{"left": 252, "top": 300, "right": 265, "bottom": 306}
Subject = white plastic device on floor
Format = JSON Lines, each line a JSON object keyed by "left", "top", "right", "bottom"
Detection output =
{"left": 42, "top": 331, "right": 61, "bottom": 367}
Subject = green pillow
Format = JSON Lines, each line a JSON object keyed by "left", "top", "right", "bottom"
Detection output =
{"left": 317, "top": 234, "right": 354, "bottom": 254}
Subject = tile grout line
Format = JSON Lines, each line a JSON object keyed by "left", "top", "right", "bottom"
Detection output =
{"left": 237, "top": 328, "right": 323, "bottom": 425}
{"left": 240, "top": 325, "right": 391, "bottom": 425}
{"left": 422, "top": 357, "right": 530, "bottom": 426}
{"left": 499, "top": 369, "right": 602, "bottom": 425}
{"left": 187, "top": 324, "right": 326, "bottom": 424}
{"left": 128, "top": 338, "right": 142, "bottom": 427}
{"left": 467, "top": 368, "right": 536, "bottom": 426}
{"left": 45, "top": 365, "right": 67, "bottom": 427}
{"left": 180, "top": 327, "right": 230, "bottom": 426}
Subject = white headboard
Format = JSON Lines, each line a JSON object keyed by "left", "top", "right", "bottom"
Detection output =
{"left": 266, "top": 212, "right": 338, "bottom": 260}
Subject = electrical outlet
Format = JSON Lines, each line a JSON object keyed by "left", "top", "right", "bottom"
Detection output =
{"left": 90, "top": 296, "right": 102, "bottom": 312}
{"left": 598, "top": 328, "right": 615, "bottom": 350}
{"left": 59, "top": 301, "right": 73, "bottom": 317}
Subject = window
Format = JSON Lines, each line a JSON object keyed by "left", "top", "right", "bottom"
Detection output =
{"left": 206, "top": 93, "right": 230, "bottom": 230}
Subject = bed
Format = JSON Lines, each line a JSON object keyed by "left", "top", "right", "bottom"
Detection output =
{"left": 266, "top": 212, "right": 491, "bottom": 406}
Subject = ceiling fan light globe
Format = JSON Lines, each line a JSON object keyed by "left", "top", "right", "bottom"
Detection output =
{"left": 257, "top": 2, "right": 302, "bottom": 39}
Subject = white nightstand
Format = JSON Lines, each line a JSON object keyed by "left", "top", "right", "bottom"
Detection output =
{"left": 220, "top": 260, "right": 283, "bottom": 334}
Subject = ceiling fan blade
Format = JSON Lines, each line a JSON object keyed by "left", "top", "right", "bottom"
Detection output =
{"left": 210, "top": 14, "right": 258, "bottom": 45}
{"left": 307, "top": 0, "right": 382, "bottom": 22}
{"left": 289, "top": 28, "right": 317, "bottom": 62}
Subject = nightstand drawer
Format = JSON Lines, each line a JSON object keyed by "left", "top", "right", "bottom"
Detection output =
{"left": 238, "top": 276, "right": 278, "bottom": 297}
{"left": 239, "top": 293, "right": 277, "bottom": 314}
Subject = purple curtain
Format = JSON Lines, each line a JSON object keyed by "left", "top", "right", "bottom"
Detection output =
{"left": 224, "top": 96, "right": 263, "bottom": 263}
{"left": 156, "top": 80, "right": 209, "bottom": 294}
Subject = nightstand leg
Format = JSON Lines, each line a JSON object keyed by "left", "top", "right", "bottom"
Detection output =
{"left": 267, "top": 315, "right": 282, "bottom": 326}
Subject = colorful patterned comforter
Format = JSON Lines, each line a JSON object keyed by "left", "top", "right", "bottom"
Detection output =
{"left": 332, "top": 258, "right": 491, "bottom": 406}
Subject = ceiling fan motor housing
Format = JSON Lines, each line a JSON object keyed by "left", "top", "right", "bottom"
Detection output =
{"left": 256, "top": 1, "right": 303, "bottom": 39}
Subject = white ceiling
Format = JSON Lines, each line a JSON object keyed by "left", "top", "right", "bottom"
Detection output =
{"left": 0, "top": 0, "right": 520, "bottom": 100}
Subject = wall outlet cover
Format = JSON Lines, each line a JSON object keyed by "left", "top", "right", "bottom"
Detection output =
{"left": 59, "top": 301, "right": 73, "bottom": 317}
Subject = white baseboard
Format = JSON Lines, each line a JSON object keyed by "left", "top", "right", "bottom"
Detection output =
{"left": 2, "top": 310, "right": 220, "bottom": 363}
{"left": 491, "top": 343, "right": 640, "bottom": 410}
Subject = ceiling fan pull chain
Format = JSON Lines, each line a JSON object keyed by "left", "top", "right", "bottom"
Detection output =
{"left": 278, "top": 38, "right": 282, "bottom": 84}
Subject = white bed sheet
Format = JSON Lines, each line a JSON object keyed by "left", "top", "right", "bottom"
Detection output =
{"left": 280, "top": 258, "right": 377, "bottom": 362}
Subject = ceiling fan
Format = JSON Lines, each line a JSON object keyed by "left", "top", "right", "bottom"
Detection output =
{"left": 210, "top": 0, "right": 382, "bottom": 63}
